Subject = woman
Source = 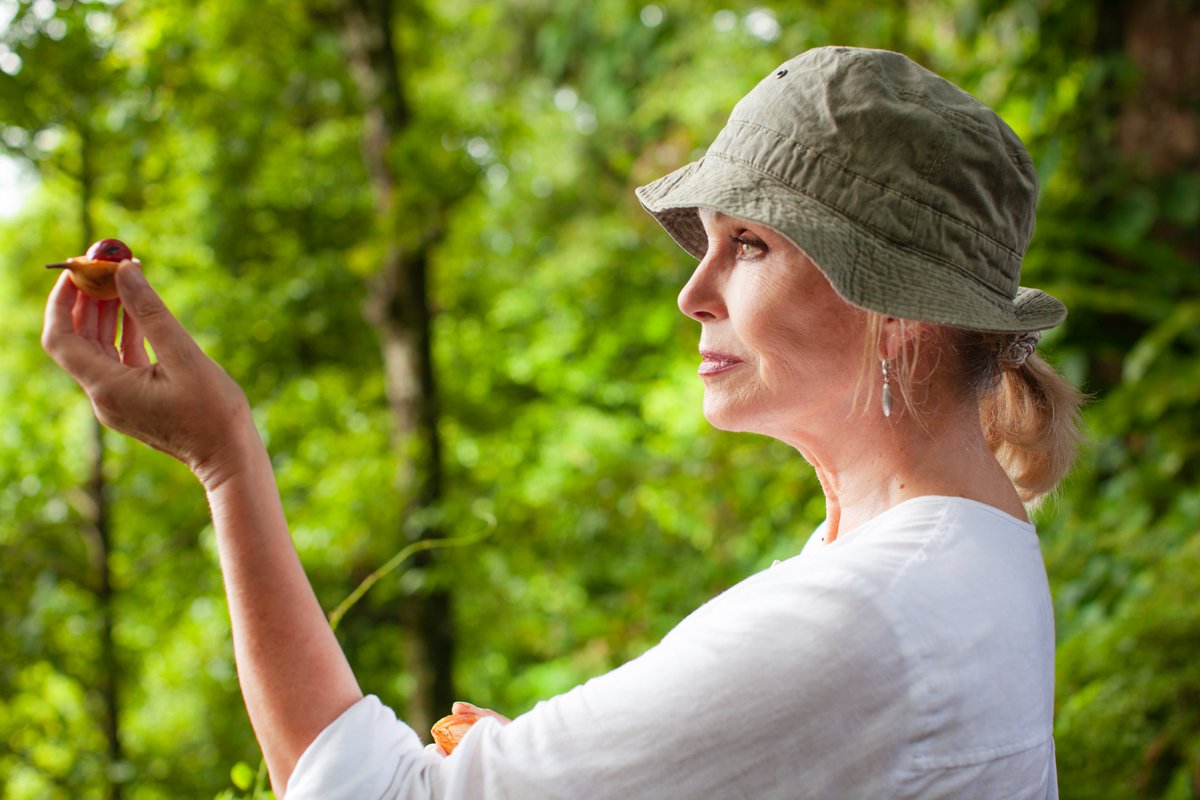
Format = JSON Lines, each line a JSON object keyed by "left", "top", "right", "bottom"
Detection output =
{"left": 43, "top": 47, "right": 1081, "bottom": 798}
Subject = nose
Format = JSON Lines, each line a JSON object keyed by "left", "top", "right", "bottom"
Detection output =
{"left": 677, "top": 252, "right": 725, "bottom": 322}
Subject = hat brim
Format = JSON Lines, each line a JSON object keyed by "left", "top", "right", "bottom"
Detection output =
{"left": 635, "top": 154, "right": 1066, "bottom": 333}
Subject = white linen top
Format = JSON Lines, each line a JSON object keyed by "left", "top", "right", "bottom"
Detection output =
{"left": 287, "top": 495, "right": 1058, "bottom": 799}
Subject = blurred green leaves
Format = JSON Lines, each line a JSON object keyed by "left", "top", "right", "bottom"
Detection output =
{"left": 1, "top": 0, "right": 1197, "bottom": 798}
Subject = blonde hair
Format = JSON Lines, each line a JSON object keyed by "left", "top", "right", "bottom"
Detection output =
{"left": 859, "top": 314, "right": 1085, "bottom": 507}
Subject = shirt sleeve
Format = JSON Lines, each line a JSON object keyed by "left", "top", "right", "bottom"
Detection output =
{"left": 286, "top": 559, "right": 911, "bottom": 800}
{"left": 285, "top": 695, "right": 439, "bottom": 799}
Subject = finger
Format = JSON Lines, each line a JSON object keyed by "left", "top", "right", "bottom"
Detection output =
{"left": 81, "top": 295, "right": 100, "bottom": 342}
{"left": 119, "top": 308, "right": 150, "bottom": 368}
{"left": 98, "top": 299, "right": 121, "bottom": 357}
{"left": 71, "top": 279, "right": 90, "bottom": 334}
{"left": 451, "top": 701, "right": 511, "bottom": 724}
{"left": 424, "top": 743, "right": 448, "bottom": 758}
{"left": 114, "top": 261, "right": 200, "bottom": 366}
{"left": 46, "top": 271, "right": 83, "bottom": 343}
{"left": 44, "top": 269, "right": 83, "bottom": 345}
{"left": 43, "top": 272, "right": 126, "bottom": 387}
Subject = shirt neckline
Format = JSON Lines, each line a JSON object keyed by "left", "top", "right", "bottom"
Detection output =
{"left": 830, "top": 494, "right": 1035, "bottom": 546}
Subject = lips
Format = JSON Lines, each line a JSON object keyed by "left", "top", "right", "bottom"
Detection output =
{"left": 698, "top": 350, "right": 744, "bottom": 377}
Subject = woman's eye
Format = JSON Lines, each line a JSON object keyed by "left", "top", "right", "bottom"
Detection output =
{"left": 732, "top": 236, "right": 764, "bottom": 258}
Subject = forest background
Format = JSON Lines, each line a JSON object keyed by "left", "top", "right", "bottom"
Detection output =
{"left": 1, "top": 0, "right": 1197, "bottom": 797}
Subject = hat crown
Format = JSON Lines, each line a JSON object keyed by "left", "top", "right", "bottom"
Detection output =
{"left": 717, "top": 47, "right": 1038, "bottom": 295}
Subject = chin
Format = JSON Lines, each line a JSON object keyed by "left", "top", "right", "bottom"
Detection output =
{"left": 702, "top": 399, "right": 757, "bottom": 434}
{"left": 703, "top": 393, "right": 803, "bottom": 442}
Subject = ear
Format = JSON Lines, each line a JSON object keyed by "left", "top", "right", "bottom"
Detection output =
{"left": 876, "top": 317, "right": 930, "bottom": 361}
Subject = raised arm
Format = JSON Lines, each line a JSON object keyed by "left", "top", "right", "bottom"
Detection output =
{"left": 42, "top": 264, "right": 363, "bottom": 794}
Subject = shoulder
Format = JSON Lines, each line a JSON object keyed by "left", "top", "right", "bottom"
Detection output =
{"left": 806, "top": 496, "right": 1045, "bottom": 594}
{"left": 709, "top": 496, "right": 1056, "bottom": 786}
{"left": 686, "top": 496, "right": 1046, "bottom": 645}
{"left": 799, "top": 496, "right": 1057, "bottom": 786}
{"left": 794, "top": 497, "right": 1054, "bottom": 697}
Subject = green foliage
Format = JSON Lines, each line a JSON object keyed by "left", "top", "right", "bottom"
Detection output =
{"left": 1, "top": 0, "right": 1196, "bottom": 798}
{"left": 212, "top": 760, "right": 272, "bottom": 800}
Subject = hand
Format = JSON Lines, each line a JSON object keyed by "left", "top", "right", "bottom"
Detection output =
{"left": 42, "top": 261, "right": 256, "bottom": 490}
{"left": 425, "top": 701, "right": 511, "bottom": 757}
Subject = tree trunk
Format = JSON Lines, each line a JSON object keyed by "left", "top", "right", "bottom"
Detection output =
{"left": 80, "top": 124, "right": 125, "bottom": 800}
{"left": 337, "top": 0, "right": 454, "bottom": 737}
{"left": 1110, "top": 0, "right": 1200, "bottom": 175}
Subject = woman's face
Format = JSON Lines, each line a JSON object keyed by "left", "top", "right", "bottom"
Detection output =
{"left": 678, "top": 209, "right": 868, "bottom": 441}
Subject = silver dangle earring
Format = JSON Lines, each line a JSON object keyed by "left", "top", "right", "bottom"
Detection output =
{"left": 881, "top": 359, "right": 893, "bottom": 418}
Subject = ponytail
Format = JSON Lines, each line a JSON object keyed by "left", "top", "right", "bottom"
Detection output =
{"left": 953, "top": 329, "right": 1086, "bottom": 507}
{"left": 979, "top": 352, "right": 1085, "bottom": 506}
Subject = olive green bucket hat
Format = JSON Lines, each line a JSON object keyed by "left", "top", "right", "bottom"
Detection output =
{"left": 635, "top": 46, "right": 1066, "bottom": 333}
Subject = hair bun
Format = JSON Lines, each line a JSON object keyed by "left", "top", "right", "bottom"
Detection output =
{"left": 999, "top": 331, "right": 1041, "bottom": 370}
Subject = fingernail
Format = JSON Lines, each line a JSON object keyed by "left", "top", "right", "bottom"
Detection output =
{"left": 118, "top": 262, "right": 148, "bottom": 288}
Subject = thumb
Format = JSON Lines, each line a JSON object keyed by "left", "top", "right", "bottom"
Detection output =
{"left": 451, "top": 702, "right": 511, "bottom": 724}
{"left": 115, "top": 261, "right": 198, "bottom": 365}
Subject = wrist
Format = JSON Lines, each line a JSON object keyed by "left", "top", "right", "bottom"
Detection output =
{"left": 195, "top": 413, "right": 268, "bottom": 494}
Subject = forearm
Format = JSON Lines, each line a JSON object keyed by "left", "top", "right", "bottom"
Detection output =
{"left": 205, "top": 427, "right": 363, "bottom": 795}
{"left": 43, "top": 266, "right": 363, "bottom": 793}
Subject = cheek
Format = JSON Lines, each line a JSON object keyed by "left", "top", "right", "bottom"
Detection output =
{"left": 750, "top": 298, "right": 866, "bottom": 389}
{"left": 754, "top": 315, "right": 812, "bottom": 384}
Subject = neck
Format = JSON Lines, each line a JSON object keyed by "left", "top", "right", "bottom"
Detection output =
{"left": 786, "top": 398, "right": 1026, "bottom": 543}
